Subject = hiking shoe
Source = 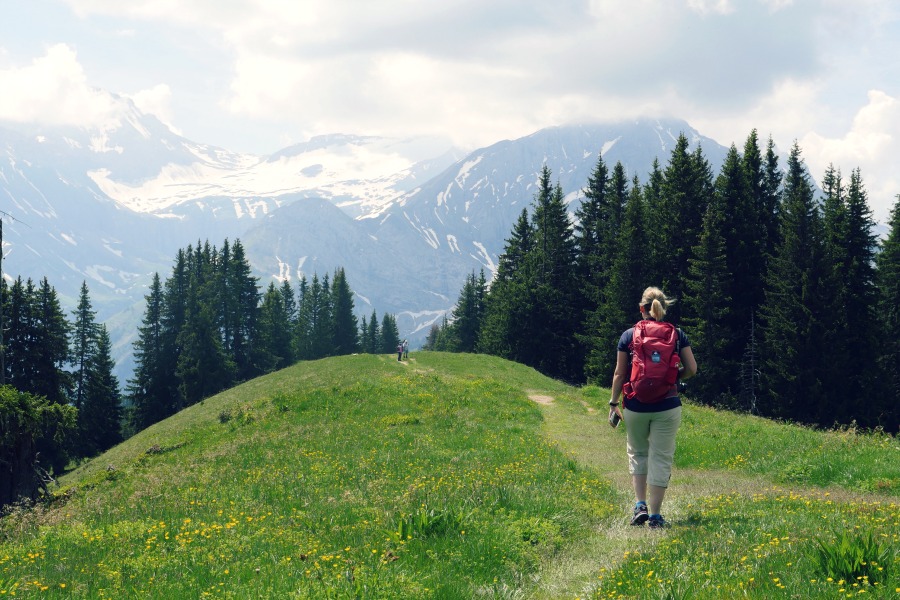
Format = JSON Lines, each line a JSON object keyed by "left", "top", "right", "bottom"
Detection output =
{"left": 647, "top": 515, "right": 670, "bottom": 529}
{"left": 630, "top": 503, "right": 649, "bottom": 526}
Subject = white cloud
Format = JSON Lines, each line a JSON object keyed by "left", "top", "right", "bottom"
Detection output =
{"left": 687, "top": 0, "right": 735, "bottom": 16}
{"left": 801, "top": 90, "right": 900, "bottom": 224}
{"left": 14, "top": 1, "right": 900, "bottom": 222}
{"left": 0, "top": 44, "right": 122, "bottom": 128}
{"left": 129, "top": 83, "right": 180, "bottom": 133}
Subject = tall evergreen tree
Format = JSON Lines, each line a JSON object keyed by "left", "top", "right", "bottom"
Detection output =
{"left": 761, "top": 135, "right": 784, "bottom": 259}
{"left": 574, "top": 154, "right": 610, "bottom": 314}
{"left": 225, "top": 240, "right": 261, "bottom": 380}
{"left": 71, "top": 282, "right": 98, "bottom": 411}
{"left": 479, "top": 208, "right": 536, "bottom": 362}
{"left": 34, "top": 278, "right": 71, "bottom": 404}
{"left": 380, "top": 313, "right": 401, "bottom": 354}
{"left": 711, "top": 144, "right": 755, "bottom": 397}
{"left": 128, "top": 273, "right": 174, "bottom": 431}
{"left": 161, "top": 248, "right": 190, "bottom": 407}
{"left": 493, "top": 208, "right": 533, "bottom": 284}
{"left": 875, "top": 194, "right": 900, "bottom": 432}
{"left": 657, "top": 135, "right": 714, "bottom": 322}
{"left": 258, "top": 282, "right": 293, "bottom": 371}
{"left": 581, "top": 176, "right": 646, "bottom": 383}
{"left": 3, "top": 277, "right": 71, "bottom": 404}
{"left": 299, "top": 274, "right": 333, "bottom": 359}
{"left": 330, "top": 268, "right": 359, "bottom": 356}
{"left": 527, "top": 169, "right": 580, "bottom": 380}
{"left": 2, "top": 277, "right": 32, "bottom": 390}
{"left": 642, "top": 158, "right": 666, "bottom": 285}
{"left": 820, "top": 167, "right": 878, "bottom": 426}
{"left": 447, "top": 270, "right": 487, "bottom": 353}
{"left": 741, "top": 130, "right": 777, "bottom": 306}
{"left": 759, "top": 143, "right": 826, "bottom": 423}
{"left": 176, "top": 279, "right": 234, "bottom": 407}
{"left": 682, "top": 199, "right": 732, "bottom": 405}
{"left": 294, "top": 276, "right": 312, "bottom": 360}
{"left": 363, "top": 310, "right": 380, "bottom": 354}
{"left": 79, "top": 324, "right": 122, "bottom": 455}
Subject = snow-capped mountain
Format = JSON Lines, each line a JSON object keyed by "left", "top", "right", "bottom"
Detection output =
{"left": 1, "top": 106, "right": 729, "bottom": 381}
{"left": 242, "top": 120, "right": 729, "bottom": 340}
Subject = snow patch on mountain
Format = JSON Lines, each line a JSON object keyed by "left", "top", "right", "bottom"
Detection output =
{"left": 88, "top": 133, "right": 460, "bottom": 219}
{"left": 471, "top": 242, "right": 497, "bottom": 275}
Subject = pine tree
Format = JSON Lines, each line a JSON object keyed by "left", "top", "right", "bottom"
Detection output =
{"left": 258, "top": 282, "right": 293, "bottom": 371}
{"left": 30, "top": 278, "right": 70, "bottom": 404}
{"left": 359, "top": 318, "right": 370, "bottom": 353}
{"left": 2, "top": 278, "right": 61, "bottom": 399}
{"left": 330, "top": 268, "right": 358, "bottom": 356}
{"left": 79, "top": 324, "right": 123, "bottom": 455}
{"left": 380, "top": 313, "right": 401, "bottom": 354}
{"left": 875, "top": 194, "right": 900, "bottom": 432}
{"left": 225, "top": 240, "right": 261, "bottom": 380}
{"left": 176, "top": 284, "right": 234, "bottom": 407}
{"left": 820, "top": 167, "right": 878, "bottom": 426}
{"left": 364, "top": 310, "right": 380, "bottom": 354}
{"left": 493, "top": 208, "right": 533, "bottom": 284}
{"left": 657, "top": 135, "right": 714, "bottom": 322}
{"left": 71, "top": 282, "right": 98, "bottom": 411}
{"left": 279, "top": 279, "right": 298, "bottom": 359}
{"left": 299, "top": 274, "right": 333, "bottom": 359}
{"left": 682, "top": 199, "right": 732, "bottom": 406}
{"left": 642, "top": 158, "right": 666, "bottom": 285}
{"left": 711, "top": 144, "right": 754, "bottom": 398}
{"left": 295, "top": 276, "right": 312, "bottom": 360}
{"left": 581, "top": 176, "right": 646, "bottom": 383}
{"left": 761, "top": 135, "right": 784, "bottom": 259}
{"left": 741, "top": 130, "right": 776, "bottom": 305}
{"left": 128, "top": 273, "right": 174, "bottom": 431}
{"left": 759, "top": 143, "right": 825, "bottom": 423}
{"left": 161, "top": 248, "right": 190, "bottom": 408}
{"left": 528, "top": 169, "right": 580, "bottom": 380}
{"left": 574, "top": 154, "right": 610, "bottom": 315}
{"left": 449, "top": 270, "right": 487, "bottom": 353}
{"left": 479, "top": 208, "right": 536, "bottom": 362}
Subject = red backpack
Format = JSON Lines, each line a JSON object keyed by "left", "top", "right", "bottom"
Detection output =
{"left": 622, "top": 320, "right": 681, "bottom": 403}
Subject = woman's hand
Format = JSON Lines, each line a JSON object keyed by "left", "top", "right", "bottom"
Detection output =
{"left": 608, "top": 404, "right": 623, "bottom": 427}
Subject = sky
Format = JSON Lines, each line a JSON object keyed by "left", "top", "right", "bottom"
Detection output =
{"left": 1, "top": 0, "right": 898, "bottom": 224}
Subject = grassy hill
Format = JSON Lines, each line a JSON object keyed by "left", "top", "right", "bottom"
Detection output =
{"left": 1, "top": 352, "right": 898, "bottom": 598}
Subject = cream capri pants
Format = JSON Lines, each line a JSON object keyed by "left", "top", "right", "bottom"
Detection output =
{"left": 623, "top": 406, "right": 682, "bottom": 488}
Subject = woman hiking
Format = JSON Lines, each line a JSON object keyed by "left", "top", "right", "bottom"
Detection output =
{"left": 608, "top": 286, "right": 697, "bottom": 529}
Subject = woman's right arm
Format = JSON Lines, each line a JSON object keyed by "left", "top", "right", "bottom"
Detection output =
{"left": 679, "top": 346, "right": 697, "bottom": 380}
{"left": 610, "top": 350, "right": 629, "bottom": 404}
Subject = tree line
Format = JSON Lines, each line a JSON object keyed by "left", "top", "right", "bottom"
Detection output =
{"left": 427, "top": 130, "right": 899, "bottom": 433}
{"left": 3, "top": 237, "right": 401, "bottom": 509}
{"left": 127, "top": 238, "right": 399, "bottom": 431}
{"left": 1, "top": 277, "right": 121, "bottom": 506}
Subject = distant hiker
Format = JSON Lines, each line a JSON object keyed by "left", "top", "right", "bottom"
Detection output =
{"left": 402, "top": 339, "right": 409, "bottom": 359}
{"left": 609, "top": 286, "right": 696, "bottom": 529}
{"left": 397, "top": 343, "right": 403, "bottom": 361}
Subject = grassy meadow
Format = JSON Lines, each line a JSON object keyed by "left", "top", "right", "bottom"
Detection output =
{"left": 0, "top": 352, "right": 897, "bottom": 598}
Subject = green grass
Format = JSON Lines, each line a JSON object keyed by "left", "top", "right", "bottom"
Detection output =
{"left": 1, "top": 352, "right": 898, "bottom": 598}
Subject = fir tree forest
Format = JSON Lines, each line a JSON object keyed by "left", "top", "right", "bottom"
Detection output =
{"left": 427, "top": 130, "right": 900, "bottom": 435}
{"left": 4, "top": 129, "right": 900, "bottom": 510}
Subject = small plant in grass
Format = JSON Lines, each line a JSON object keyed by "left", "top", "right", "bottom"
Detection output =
{"left": 218, "top": 404, "right": 255, "bottom": 427}
{"left": 396, "top": 505, "right": 466, "bottom": 539}
{"left": 810, "top": 528, "right": 893, "bottom": 586}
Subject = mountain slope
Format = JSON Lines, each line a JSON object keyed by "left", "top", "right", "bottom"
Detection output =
{"left": 244, "top": 119, "right": 730, "bottom": 339}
